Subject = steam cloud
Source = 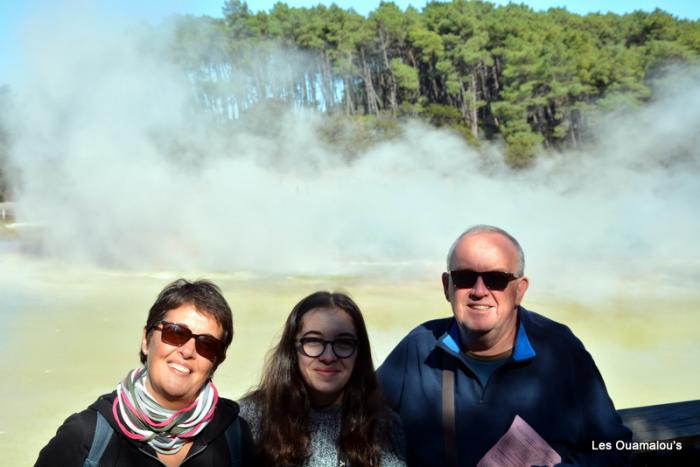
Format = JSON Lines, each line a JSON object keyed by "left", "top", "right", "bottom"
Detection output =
{"left": 5, "top": 3, "right": 700, "bottom": 299}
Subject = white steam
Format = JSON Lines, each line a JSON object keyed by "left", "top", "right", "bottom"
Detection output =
{"left": 5, "top": 3, "right": 700, "bottom": 299}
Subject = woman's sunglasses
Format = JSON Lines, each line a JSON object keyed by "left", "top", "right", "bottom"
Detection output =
{"left": 150, "top": 320, "right": 223, "bottom": 362}
{"left": 449, "top": 269, "right": 519, "bottom": 291}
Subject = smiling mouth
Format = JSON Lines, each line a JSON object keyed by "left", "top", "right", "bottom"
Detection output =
{"left": 468, "top": 305, "right": 494, "bottom": 311}
{"left": 168, "top": 362, "right": 191, "bottom": 375}
{"left": 314, "top": 368, "right": 339, "bottom": 376}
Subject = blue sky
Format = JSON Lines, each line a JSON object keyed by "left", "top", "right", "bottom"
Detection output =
{"left": 1, "top": 0, "right": 699, "bottom": 87}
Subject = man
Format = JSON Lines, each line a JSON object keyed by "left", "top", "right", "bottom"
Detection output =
{"left": 377, "top": 225, "right": 631, "bottom": 466}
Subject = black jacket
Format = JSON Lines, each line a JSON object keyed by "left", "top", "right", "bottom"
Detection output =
{"left": 35, "top": 392, "right": 257, "bottom": 466}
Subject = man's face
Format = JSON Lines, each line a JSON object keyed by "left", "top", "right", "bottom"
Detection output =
{"left": 441, "top": 232, "right": 529, "bottom": 351}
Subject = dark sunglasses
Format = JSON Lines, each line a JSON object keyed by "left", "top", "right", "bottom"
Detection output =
{"left": 449, "top": 269, "right": 519, "bottom": 291}
{"left": 150, "top": 320, "right": 223, "bottom": 362}
{"left": 297, "top": 337, "right": 358, "bottom": 359}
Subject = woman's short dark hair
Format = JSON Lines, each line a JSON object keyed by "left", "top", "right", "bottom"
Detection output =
{"left": 247, "top": 291, "right": 385, "bottom": 466}
{"left": 139, "top": 278, "right": 233, "bottom": 368}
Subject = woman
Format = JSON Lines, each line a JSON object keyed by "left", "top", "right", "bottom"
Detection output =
{"left": 36, "top": 279, "right": 256, "bottom": 466}
{"left": 239, "top": 291, "right": 405, "bottom": 467}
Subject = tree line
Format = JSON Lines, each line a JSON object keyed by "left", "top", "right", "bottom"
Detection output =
{"left": 169, "top": 0, "right": 700, "bottom": 166}
{"left": 1, "top": 0, "right": 699, "bottom": 199}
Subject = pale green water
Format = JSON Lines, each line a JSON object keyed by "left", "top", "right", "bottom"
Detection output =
{"left": 1, "top": 250, "right": 699, "bottom": 466}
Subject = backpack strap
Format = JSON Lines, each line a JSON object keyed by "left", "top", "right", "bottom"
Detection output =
{"left": 442, "top": 352, "right": 458, "bottom": 467}
{"left": 224, "top": 416, "right": 242, "bottom": 467}
{"left": 83, "top": 411, "right": 114, "bottom": 467}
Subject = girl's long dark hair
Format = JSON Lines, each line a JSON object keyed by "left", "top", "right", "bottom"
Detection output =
{"left": 246, "top": 291, "right": 384, "bottom": 466}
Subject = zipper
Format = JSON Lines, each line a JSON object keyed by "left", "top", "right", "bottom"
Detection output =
{"left": 183, "top": 443, "right": 207, "bottom": 464}
{"left": 138, "top": 442, "right": 207, "bottom": 465}
{"left": 138, "top": 446, "right": 166, "bottom": 466}
{"left": 479, "top": 357, "right": 517, "bottom": 403}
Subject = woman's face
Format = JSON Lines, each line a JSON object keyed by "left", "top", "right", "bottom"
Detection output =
{"left": 141, "top": 304, "right": 224, "bottom": 410}
{"left": 296, "top": 307, "right": 358, "bottom": 407}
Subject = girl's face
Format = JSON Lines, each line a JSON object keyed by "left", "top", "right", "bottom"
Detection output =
{"left": 296, "top": 307, "right": 358, "bottom": 407}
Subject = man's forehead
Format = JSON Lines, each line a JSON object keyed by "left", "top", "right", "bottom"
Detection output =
{"left": 453, "top": 232, "right": 519, "bottom": 263}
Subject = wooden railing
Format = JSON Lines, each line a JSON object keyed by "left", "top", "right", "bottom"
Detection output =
{"left": 619, "top": 399, "right": 700, "bottom": 466}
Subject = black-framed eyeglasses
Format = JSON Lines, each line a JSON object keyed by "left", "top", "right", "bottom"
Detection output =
{"left": 149, "top": 320, "right": 223, "bottom": 362}
{"left": 297, "top": 337, "right": 358, "bottom": 359}
{"left": 449, "top": 269, "right": 520, "bottom": 291}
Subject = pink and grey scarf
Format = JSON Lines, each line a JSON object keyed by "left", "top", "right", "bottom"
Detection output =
{"left": 112, "top": 366, "right": 219, "bottom": 454}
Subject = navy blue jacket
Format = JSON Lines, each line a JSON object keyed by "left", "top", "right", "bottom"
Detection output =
{"left": 377, "top": 307, "right": 631, "bottom": 466}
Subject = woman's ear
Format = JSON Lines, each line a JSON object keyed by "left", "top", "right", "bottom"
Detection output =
{"left": 141, "top": 328, "right": 150, "bottom": 359}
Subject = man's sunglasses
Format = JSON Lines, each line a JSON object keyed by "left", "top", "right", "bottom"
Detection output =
{"left": 449, "top": 269, "right": 520, "bottom": 291}
{"left": 150, "top": 320, "right": 223, "bottom": 362}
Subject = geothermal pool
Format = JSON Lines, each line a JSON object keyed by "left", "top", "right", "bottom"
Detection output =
{"left": 1, "top": 248, "right": 699, "bottom": 465}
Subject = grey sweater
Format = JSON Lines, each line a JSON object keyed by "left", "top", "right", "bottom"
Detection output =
{"left": 238, "top": 398, "right": 406, "bottom": 467}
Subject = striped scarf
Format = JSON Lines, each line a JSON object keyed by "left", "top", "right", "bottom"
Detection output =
{"left": 112, "top": 366, "right": 219, "bottom": 454}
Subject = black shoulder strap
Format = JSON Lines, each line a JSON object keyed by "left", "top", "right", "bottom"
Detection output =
{"left": 83, "top": 411, "right": 113, "bottom": 467}
{"left": 225, "top": 416, "right": 242, "bottom": 467}
{"left": 442, "top": 352, "right": 458, "bottom": 467}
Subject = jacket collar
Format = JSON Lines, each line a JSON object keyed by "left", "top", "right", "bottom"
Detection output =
{"left": 437, "top": 306, "right": 536, "bottom": 362}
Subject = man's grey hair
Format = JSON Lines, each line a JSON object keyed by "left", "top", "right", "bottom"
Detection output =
{"left": 446, "top": 225, "right": 525, "bottom": 276}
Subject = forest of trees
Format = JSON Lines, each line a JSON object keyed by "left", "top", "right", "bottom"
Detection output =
{"left": 167, "top": 0, "right": 700, "bottom": 166}
{"left": 1, "top": 0, "right": 699, "bottom": 201}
